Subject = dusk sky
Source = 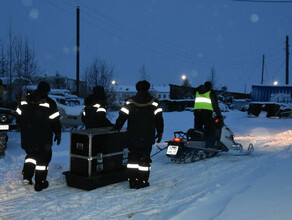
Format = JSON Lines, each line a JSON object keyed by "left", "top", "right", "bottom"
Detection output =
{"left": 1, "top": 0, "right": 292, "bottom": 92}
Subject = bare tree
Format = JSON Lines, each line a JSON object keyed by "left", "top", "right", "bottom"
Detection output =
{"left": 13, "top": 35, "right": 39, "bottom": 79}
{"left": 139, "top": 65, "right": 149, "bottom": 81}
{"left": 1, "top": 23, "right": 41, "bottom": 106}
{"left": 23, "top": 39, "right": 39, "bottom": 79}
{"left": 7, "top": 23, "right": 16, "bottom": 100}
{"left": 0, "top": 44, "right": 7, "bottom": 77}
{"left": 14, "top": 34, "right": 23, "bottom": 78}
{"left": 208, "top": 66, "right": 218, "bottom": 89}
{"left": 182, "top": 78, "right": 191, "bottom": 87}
{"left": 84, "top": 57, "right": 114, "bottom": 97}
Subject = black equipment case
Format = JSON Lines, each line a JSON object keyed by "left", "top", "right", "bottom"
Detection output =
{"left": 63, "top": 127, "right": 128, "bottom": 190}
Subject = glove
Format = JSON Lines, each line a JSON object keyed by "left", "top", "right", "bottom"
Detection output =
{"left": 155, "top": 132, "right": 163, "bottom": 143}
{"left": 54, "top": 134, "right": 61, "bottom": 145}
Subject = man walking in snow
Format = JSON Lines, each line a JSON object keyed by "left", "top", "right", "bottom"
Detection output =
{"left": 16, "top": 81, "right": 61, "bottom": 192}
{"left": 114, "top": 80, "right": 164, "bottom": 189}
{"left": 193, "top": 81, "right": 222, "bottom": 150}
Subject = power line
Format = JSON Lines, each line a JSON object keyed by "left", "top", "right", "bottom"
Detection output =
{"left": 44, "top": 0, "right": 288, "bottom": 77}
{"left": 61, "top": 0, "right": 262, "bottom": 66}
{"left": 46, "top": 0, "right": 209, "bottom": 65}
{"left": 232, "top": 0, "right": 292, "bottom": 3}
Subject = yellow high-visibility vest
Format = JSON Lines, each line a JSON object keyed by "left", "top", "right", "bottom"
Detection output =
{"left": 194, "top": 91, "right": 213, "bottom": 111}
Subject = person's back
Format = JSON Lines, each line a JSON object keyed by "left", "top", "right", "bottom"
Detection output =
{"left": 115, "top": 80, "right": 164, "bottom": 189}
{"left": 193, "top": 81, "right": 221, "bottom": 149}
{"left": 16, "top": 81, "right": 61, "bottom": 192}
{"left": 19, "top": 91, "right": 57, "bottom": 152}
{"left": 123, "top": 91, "right": 159, "bottom": 146}
{"left": 82, "top": 86, "right": 112, "bottom": 129}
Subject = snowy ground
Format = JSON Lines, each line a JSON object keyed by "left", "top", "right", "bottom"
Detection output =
{"left": 1, "top": 110, "right": 292, "bottom": 220}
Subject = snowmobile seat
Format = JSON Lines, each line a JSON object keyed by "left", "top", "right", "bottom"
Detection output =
{"left": 186, "top": 129, "right": 206, "bottom": 141}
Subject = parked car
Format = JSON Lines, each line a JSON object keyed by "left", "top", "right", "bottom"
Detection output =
{"left": 0, "top": 107, "right": 15, "bottom": 125}
{"left": 49, "top": 93, "right": 84, "bottom": 129}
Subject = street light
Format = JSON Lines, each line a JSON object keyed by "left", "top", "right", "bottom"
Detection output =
{"left": 273, "top": 81, "right": 278, "bottom": 86}
{"left": 111, "top": 80, "right": 116, "bottom": 85}
{"left": 181, "top": 74, "right": 187, "bottom": 81}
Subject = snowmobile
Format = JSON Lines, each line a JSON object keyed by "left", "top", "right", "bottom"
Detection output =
{"left": 165, "top": 118, "right": 254, "bottom": 163}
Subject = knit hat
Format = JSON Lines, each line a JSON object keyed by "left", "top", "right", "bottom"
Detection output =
{"left": 92, "top": 86, "right": 106, "bottom": 100}
{"left": 197, "top": 85, "right": 205, "bottom": 94}
{"left": 204, "top": 81, "right": 212, "bottom": 91}
{"left": 37, "top": 81, "right": 50, "bottom": 96}
{"left": 136, "top": 80, "right": 150, "bottom": 92}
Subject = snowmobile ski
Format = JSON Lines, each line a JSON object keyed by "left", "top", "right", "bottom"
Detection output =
{"left": 230, "top": 143, "right": 254, "bottom": 156}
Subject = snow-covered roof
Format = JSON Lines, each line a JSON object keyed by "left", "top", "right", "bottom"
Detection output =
{"left": 113, "top": 85, "right": 136, "bottom": 92}
{"left": 23, "top": 85, "right": 72, "bottom": 96}
{"left": 152, "top": 85, "right": 170, "bottom": 93}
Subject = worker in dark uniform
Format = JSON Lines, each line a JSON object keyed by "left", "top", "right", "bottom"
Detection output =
{"left": 82, "top": 86, "right": 112, "bottom": 128}
{"left": 115, "top": 80, "right": 164, "bottom": 189}
{"left": 16, "top": 81, "right": 61, "bottom": 192}
{"left": 193, "top": 81, "right": 222, "bottom": 150}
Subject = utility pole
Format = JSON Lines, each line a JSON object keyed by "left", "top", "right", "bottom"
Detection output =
{"left": 261, "top": 54, "right": 265, "bottom": 85}
{"left": 286, "top": 36, "right": 289, "bottom": 85}
{"left": 76, "top": 6, "right": 80, "bottom": 96}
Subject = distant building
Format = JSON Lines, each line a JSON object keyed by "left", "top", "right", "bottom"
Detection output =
{"left": 251, "top": 85, "right": 292, "bottom": 104}
{"left": 248, "top": 85, "right": 292, "bottom": 118}
{"left": 113, "top": 84, "right": 170, "bottom": 105}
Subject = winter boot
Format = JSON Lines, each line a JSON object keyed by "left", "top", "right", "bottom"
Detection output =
{"left": 138, "top": 168, "right": 150, "bottom": 189}
{"left": 140, "top": 180, "right": 150, "bottom": 188}
{"left": 35, "top": 165, "right": 49, "bottom": 192}
{"left": 34, "top": 180, "right": 49, "bottom": 192}
{"left": 129, "top": 178, "right": 139, "bottom": 189}
{"left": 22, "top": 179, "right": 33, "bottom": 185}
{"left": 22, "top": 157, "right": 36, "bottom": 182}
{"left": 127, "top": 166, "right": 139, "bottom": 189}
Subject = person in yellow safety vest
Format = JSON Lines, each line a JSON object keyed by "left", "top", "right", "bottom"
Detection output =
{"left": 193, "top": 81, "right": 222, "bottom": 149}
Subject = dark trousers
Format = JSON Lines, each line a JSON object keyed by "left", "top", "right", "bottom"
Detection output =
{"left": 194, "top": 110, "right": 216, "bottom": 149}
{"left": 127, "top": 146, "right": 152, "bottom": 184}
{"left": 22, "top": 151, "right": 52, "bottom": 184}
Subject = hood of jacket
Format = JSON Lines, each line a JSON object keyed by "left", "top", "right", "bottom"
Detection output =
{"left": 128, "top": 91, "right": 154, "bottom": 107}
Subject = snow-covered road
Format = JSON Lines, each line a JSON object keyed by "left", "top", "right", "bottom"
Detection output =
{"left": 1, "top": 111, "right": 292, "bottom": 220}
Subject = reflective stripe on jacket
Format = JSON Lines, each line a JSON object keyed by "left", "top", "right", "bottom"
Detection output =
{"left": 194, "top": 91, "right": 214, "bottom": 111}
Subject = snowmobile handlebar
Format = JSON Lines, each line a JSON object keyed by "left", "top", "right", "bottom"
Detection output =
{"left": 173, "top": 131, "right": 187, "bottom": 139}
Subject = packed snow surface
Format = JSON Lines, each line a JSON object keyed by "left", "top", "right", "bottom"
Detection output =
{"left": 1, "top": 111, "right": 292, "bottom": 220}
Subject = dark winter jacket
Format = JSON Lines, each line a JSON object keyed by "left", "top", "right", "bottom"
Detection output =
{"left": 115, "top": 91, "right": 164, "bottom": 147}
{"left": 16, "top": 91, "right": 61, "bottom": 154}
{"left": 81, "top": 94, "right": 112, "bottom": 129}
